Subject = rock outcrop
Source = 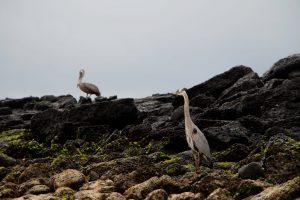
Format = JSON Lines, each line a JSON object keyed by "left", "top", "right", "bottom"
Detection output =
{"left": 0, "top": 54, "right": 299, "bottom": 199}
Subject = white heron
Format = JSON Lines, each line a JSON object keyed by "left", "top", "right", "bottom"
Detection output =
{"left": 77, "top": 69, "right": 101, "bottom": 97}
{"left": 172, "top": 89, "right": 212, "bottom": 173}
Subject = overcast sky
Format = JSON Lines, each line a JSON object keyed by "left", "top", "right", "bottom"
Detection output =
{"left": 0, "top": 0, "right": 299, "bottom": 100}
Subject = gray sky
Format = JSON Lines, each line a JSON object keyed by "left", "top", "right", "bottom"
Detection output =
{"left": 0, "top": 0, "right": 299, "bottom": 99}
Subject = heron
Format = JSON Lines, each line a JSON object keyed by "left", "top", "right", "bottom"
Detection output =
{"left": 77, "top": 69, "right": 101, "bottom": 98}
{"left": 172, "top": 89, "right": 212, "bottom": 173}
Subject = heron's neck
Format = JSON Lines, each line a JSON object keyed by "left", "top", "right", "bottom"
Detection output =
{"left": 182, "top": 93, "right": 192, "bottom": 126}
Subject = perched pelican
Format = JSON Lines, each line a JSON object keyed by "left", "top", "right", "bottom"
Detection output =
{"left": 172, "top": 89, "right": 212, "bottom": 173}
{"left": 77, "top": 69, "right": 101, "bottom": 97}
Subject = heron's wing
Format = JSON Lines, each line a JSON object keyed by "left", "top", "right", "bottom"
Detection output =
{"left": 191, "top": 125, "right": 211, "bottom": 159}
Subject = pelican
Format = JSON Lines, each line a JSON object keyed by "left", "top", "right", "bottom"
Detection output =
{"left": 172, "top": 89, "right": 212, "bottom": 173}
{"left": 77, "top": 69, "right": 101, "bottom": 97}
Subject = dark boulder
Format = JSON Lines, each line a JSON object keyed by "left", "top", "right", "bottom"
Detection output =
{"left": 0, "top": 107, "right": 12, "bottom": 116}
{"left": 238, "top": 162, "right": 264, "bottom": 180}
{"left": 0, "top": 97, "right": 39, "bottom": 109}
{"left": 188, "top": 66, "right": 253, "bottom": 99}
{"left": 31, "top": 98, "right": 139, "bottom": 143}
{"left": 203, "top": 121, "right": 249, "bottom": 150}
{"left": 263, "top": 54, "right": 300, "bottom": 81}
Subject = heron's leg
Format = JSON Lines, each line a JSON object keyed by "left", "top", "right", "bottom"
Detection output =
{"left": 193, "top": 152, "right": 200, "bottom": 173}
{"left": 196, "top": 153, "right": 201, "bottom": 174}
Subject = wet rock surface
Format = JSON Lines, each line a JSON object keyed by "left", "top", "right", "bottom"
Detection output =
{"left": 0, "top": 54, "right": 299, "bottom": 199}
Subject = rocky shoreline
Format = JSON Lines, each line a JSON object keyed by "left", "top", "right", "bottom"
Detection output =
{"left": 0, "top": 54, "right": 299, "bottom": 199}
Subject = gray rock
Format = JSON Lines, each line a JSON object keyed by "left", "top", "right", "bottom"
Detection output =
{"left": 263, "top": 54, "right": 300, "bottom": 81}
{"left": 53, "top": 169, "right": 86, "bottom": 190}
{"left": 0, "top": 107, "right": 12, "bottom": 116}
{"left": 203, "top": 121, "right": 249, "bottom": 150}
{"left": 145, "top": 189, "right": 168, "bottom": 200}
{"left": 27, "top": 184, "right": 51, "bottom": 195}
{"left": 0, "top": 153, "right": 16, "bottom": 167}
{"left": 238, "top": 162, "right": 264, "bottom": 180}
{"left": 0, "top": 97, "right": 39, "bottom": 109}
{"left": 31, "top": 98, "right": 139, "bottom": 143}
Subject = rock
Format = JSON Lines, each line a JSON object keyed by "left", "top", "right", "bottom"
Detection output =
{"left": 54, "top": 187, "right": 75, "bottom": 197}
{"left": 19, "top": 163, "right": 52, "bottom": 183}
{"left": 203, "top": 121, "right": 249, "bottom": 150}
{"left": 190, "top": 94, "right": 216, "bottom": 109}
{"left": 34, "top": 101, "right": 53, "bottom": 111}
{"left": 213, "top": 143, "right": 250, "bottom": 162}
{"left": 206, "top": 188, "right": 234, "bottom": 200}
{"left": 234, "top": 179, "right": 272, "bottom": 200}
{"left": 0, "top": 153, "right": 16, "bottom": 167}
{"left": 169, "top": 192, "right": 205, "bottom": 200}
{"left": 0, "top": 107, "right": 12, "bottom": 116}
{"left": 238, "top": 162, "right": 264, "bottom": 180}
{"left": 53, "top": 169, "right": 86, "bottom": 190}
{"left": 40, "top": 95, "right": 59, "bottom": 102}
{"left": 238, "top": 115, "right": 265, "bottom": 134}
{"left": 251, "top": 176, "right": 300, "bottom": 200}
{"left": 27, "top": 184, "right": 51, "bottom": 195}
{"left": 263, "top": 54, "right": 300, "bottom": 81}
{"left": 0, "top": 167, "right": 9, "bottom": 180}
{"left": 53, "top": 95, "right": 77, "bottom": 109}
{"left": 263, "top": 134, "right": 300, "bottom": 183}
{"left": 107, "top": 192, "right": 126, "bottom": 200}
{"left": 80, "top": 179, "right": 114, "bottom": 193}
{"left": 192, "top": 171, "right": 241, "bottom": 196}
{"left": 95, "top": 96, "right": 108, "bottom": 103}
{"left": 145, "top": 189, "right": 168, "bottom": 200}
{"left": 0, "top": 97, "right": 39, "bottom": 109}
{"left": 219, "top": 72, "right": 263, "bottom": 100}
{"left": 187, "top": 66, "right": 253, "bottom": 99}
{"left": 73, "top": 190, "right": 106, "bottom": 200}
{"left": 124, "top": 175, "right": 186, "bottom": 199}
{"left": 31, "top": 98, "right": 139, "bottom": 143}
{"left": 79, "top": 96, "right": 92, "bottom": 104}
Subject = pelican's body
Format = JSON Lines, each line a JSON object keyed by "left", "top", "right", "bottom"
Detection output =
{"left": 173, "top": 89, "right": 211, "bottom": 173}
{"left": 77, "top": 69, "right": 101, "bottom": 97}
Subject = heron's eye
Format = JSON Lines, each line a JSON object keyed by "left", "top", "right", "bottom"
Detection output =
{"left": 192, "top": 128, "right": 197, "bottom": 134}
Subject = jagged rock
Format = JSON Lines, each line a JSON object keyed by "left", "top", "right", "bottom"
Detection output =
{"left": 188, "top": 66, "right": 253, "bottom": 99}
{"left": 52, "top": 95, "right": 77, "bottom": 109}
{"left": 33, "top": 101, "right": 52, "bottom": 111}
{"left": 238, "top": 162, "right": 264, "bottom": 180}
{"left": 80, "top": 179, "right": 114, "bottom": 193}
{"left": 53, "top": 169, "right": 86, "bottom": 190}
{"left": 0, "top": 167, "right": 9, "bottom": 180}
{"left": 263, "top": 134, "right": 300, "bottom": 183}
{"left": 250, "top": 176, "right": 300, "bottom": 200}
{"left": 169, "top": 192, "right": 205, "bottom": 200}
{"left": 19, "top": 163, "right": 52, "bottom": 183}
{"left": 124, "top": 175, "right": 186, "bottom": 199}
{"left": 27, "top": 184, "right": 51, "bottom": 195}
{"left": 0, "top": 182, "right": 19, "bottom": 198}
{"left": 31, "top": 98, "right": 139, "bottom": 143}
{"left": 107, "top": 192, "right": 126, "bottom": 200}
{"left": 0, "top": 97, "right": 39, "bottom": 109}
{"left": 0, "top": 153, "right": 16, "bottom": 167}
{"left": 213, "top": 143, "right": 250, "bottom": 162}
{"left": 144, "top": 189, "right": 168, "bottom": 200}
{"left": 219, "top": 72, "right": 263, "bottom": 100}
{"left": 263, "top": 54, "right": 300, "bottom": 81}
{"left": 54, "top": 187, "right": 75, "bottom": 197}
{"left": 192, "top": 171, "right": 241, "bottom": 196}
{"left": 203, "top": 121, "right": 249, "bottom": 150}
{"left": 0, "top": 107, "right": 12, "bottom": 116}
{"left": 206, "top": 188, "right": 234, "bottom": 200}
{"left": 19, "top": 178, "right": 52, "bottom": 196}
{"left": 79, "top": 96, "right": 92, "bottom": 104}
{"left": 73, "top": 190, "right": 106, "bottom": 200}
{"left": 234, "top": 179, "right": 272, "bottom": 200}
{"left": 40, "top": 95, "right": 58, "bottom": 102}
